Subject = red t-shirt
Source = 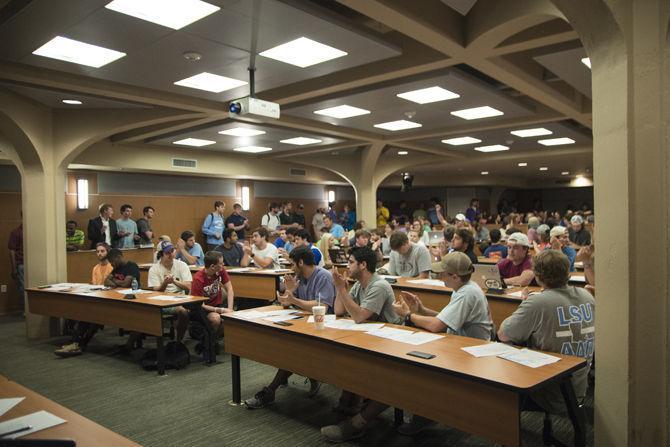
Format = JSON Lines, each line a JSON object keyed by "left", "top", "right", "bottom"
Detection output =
{"left": 191, "top": 268, "right": 231, "bottom": 307}
{"left": 497, "top": 255, "right": 532, "bottom": 279}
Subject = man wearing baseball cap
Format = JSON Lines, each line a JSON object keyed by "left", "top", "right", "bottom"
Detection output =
{"left": 550, "top": 226, "right": 577, "bottom": 271}
{"left": 497, "top": 232, "right": 535, "bottom": 286}
{"left": 568, "top": 214, "right": 591, "bottom": 248}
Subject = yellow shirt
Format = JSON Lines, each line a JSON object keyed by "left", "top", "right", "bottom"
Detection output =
{"left": 377, "top": 206, "right": 390, "bottom": 227}
{"left": 91, "top": 263, "right": 113, "bottom": 285}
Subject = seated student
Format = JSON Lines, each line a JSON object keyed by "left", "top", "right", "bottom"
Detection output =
{"left": 387, "top": 231, "right": 432, "bottom": 278}
{"left": 323, "top": 214, "right": 345, "bottom": 240}
{"left": 55, "top": 243, "right": 113, "bottom": 357}
{"left": 450, "top": 228, "right": 478, "bottom": 265}
{"left": 352, "top": 229, "right": 383, "bottom": 263}
{"left": 576, "top": 244, "right": 596, "bottom": 296}
{"left": 148, "top": 243, "right": 192, "bottom": 342}
{"left": 498, "top": 250, "right": 595, "bottom": 414}
{"left": 550, "top": 226, "right": 577, "bottom": 271}
{"left": 154, "top": 236, "right": 172, "bottom": 262}
{"left": 214, "top": 228, "right": 250, "bottom": 267}
{"left": 497, "top": 232, "right": 535, "bottom": 287}
{"left": 294, "top": 229, "right": 323, "bottom": 267}
{"left": 176, "top": 230, "right": 205, "bottom": 266}
{"left": 318, "top": 232, "right": 335, "bottom": 269}
{"left": 568, "top": 215, "right": 592, "bottom": 248}
{"left": 483, "top": 229, "right": 508, "bottom": 260}
{"left": 533, "top": 224, "right": 552, "bottom": 252}
{"left": 245, "top": 247, "right": 336, "bottom": 409}
{"left": 65, "top": 220, "right": 86, "bottom": 251}
{"left": 321, "top": 246, "right": 403, "bottom": 442}
{"left": 273, "top": 228, "right": 288, "bottom": 249}
{"left": 190, "top": 251, "right": 235, "bottom": 337}
{"left": 243, "top": 227, "right": 279, "bottom": 269}
{"left": 277, "top": 228, "right": 298, "bottom": 257}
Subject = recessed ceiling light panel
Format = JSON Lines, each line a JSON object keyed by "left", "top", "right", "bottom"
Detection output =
{"left": 260, "top": 37, "right": 347, "bottom": 68}
{"left": 105, "top": 0, "right": 220, "bottom": 30}
{"left": 174, "top": 72, "right": 247, "bottom": 93}
{"left": 314, "top": 105, "right": 370, "bottom": 119}
{"left": 373, "top": 120, "right": 422, "bottom": 131}
{"left": 538, "top": 137, "right": 576, "bottom": 146}
{"left": 517, "top": 162, "right": 528, "bottom": 167}
{"left": 481, "top": 171, "right": 489, "bottom": 175}
{"left": 173, "top": 138, "right": 215, "bottom": 147}
{"left": 233, "top": 146, "right": 272, "bottom": 153}
{"left": 474, "top": 144, "right": 509, "bottom": 153}
{"left": 218, "top": 128, "right": 266, "bottom": 137}
{"left": 562, "top": 171, "right": 570, "bottom": 175}
{"left": 396, "top": 86, "right": 460, "bottom": 104}
{"left": 397, "top": 151, "right": 408, "bottom": 155}
{"left": 451, "top": 106, "right": 504, "bottom": 120}
{"left": 539, "top": 167, "right": 549, "bottom": 171}
{"left": 510, "top": 128, "right": 553, "bottom": 137}
{"left": 62, "top": 99, "right": 82, "bottom": 105}
{"left": 32, "top": 36, "right": 125, "bottom": 68}
{"left": 441, "top": 136, "right": 481, "bottom": 146}
{"left": 280, "top": 137, "right": 322, "bottom": 145}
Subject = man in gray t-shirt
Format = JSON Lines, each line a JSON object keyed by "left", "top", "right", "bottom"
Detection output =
{"left": 499, "top": 249, "right": 595, "bottom": 414}
{"left": 387, "top": 231, "right": 432, "bottom": 278}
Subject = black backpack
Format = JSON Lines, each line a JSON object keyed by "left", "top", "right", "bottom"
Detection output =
{"left": 140, "top": 341, "right": 190, "bottom": 371}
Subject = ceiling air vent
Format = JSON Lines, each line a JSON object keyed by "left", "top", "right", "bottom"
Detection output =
{"left": 290, "top": 167, "right": 306, "bottom": 176}
{"left": 172, "top": 158, "right": 197, "bottom": 169}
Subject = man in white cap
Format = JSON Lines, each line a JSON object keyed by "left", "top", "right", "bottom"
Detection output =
{"left": 497, "top": 232, "right": 535, "bottom": 286}
{"left": 568, "top": 215, "right": 591, "bottom": 248}
{"left": 550, "top": 226, "right": 577, "bottom": 271}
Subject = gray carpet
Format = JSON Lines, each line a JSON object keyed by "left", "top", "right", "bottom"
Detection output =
{"left": 0, "top": 315, "right": 593, "bottom": 446}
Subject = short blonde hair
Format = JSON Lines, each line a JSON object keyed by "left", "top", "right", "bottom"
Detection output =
{"left": 533, "top": 250, "right": 570, "bottom": 288}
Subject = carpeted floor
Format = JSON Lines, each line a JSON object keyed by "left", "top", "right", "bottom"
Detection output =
{"left": 0, "top": 315, "right": 593, "bottom": 446}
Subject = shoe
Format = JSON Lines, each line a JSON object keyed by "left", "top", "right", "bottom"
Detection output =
{"left": 244, "top": 387, "right": 275, "bottom": 409}
{"left": 54, "top": 342, "right": 82, "bottom": 358}
{"left": 321, "top": 419, "right": 366, "bottom": 443}
{"left": 332, "top": 402, "right": 362, "bottom": 417}
{"left": 307, "top": 378, "right": 321, "bottom": 397}
{"left": 397, "top": 415, "right": 434, "bottom": 435}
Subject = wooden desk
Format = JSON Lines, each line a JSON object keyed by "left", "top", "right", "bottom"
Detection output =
{"left": 26, "top": 286, "right": 206, "bottom": 375}
{"left": 67, "top": 247, "right": 153, "bottom": 283}
{"left": 222, "top": 308, "right": 587, "bottom": 447}
{"left": 0, "top": 375, "right": 139, "bottom": 445}
{"left": 138, "top": 264, "right": 285, "bottom": 302}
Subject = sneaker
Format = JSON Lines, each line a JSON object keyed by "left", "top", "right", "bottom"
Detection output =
{"left": 397, "top": 415, "right": 435, "bottom": 435}
{"left": 332, "top": 402, "right": 362, "bottom": 416}
{"left": 244, "top": 387, "right": 275, "bottom": 409}
{"left": 321, "top": 419, "right": 366, "bottom": 443}
{"left": 307, "top": 378, "right": 321, "bottom": 397}
{"left": 54, "top": 342, "right": 82, "bottom": 358}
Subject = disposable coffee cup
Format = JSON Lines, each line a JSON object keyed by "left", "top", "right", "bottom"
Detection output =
{"left": 312, "top": 305, "right": 326, "bottom": 330}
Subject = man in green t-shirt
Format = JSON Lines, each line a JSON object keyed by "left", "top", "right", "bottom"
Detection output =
{"left": 66, "top": 220, "right": 85, "bottom": 251}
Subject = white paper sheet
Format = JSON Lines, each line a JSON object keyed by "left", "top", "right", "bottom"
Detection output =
{"left": 403, "top": 332, "right": 445, "bottom": 346}
{"left": 570, "top": 275, "right": 587, "bottom": 283}
{"left": 366, "top": 326, "right": 417, "bottom": 342}
{"left": 307, "top": 315, "right": 337, "bottom": 323}
{"left": 227, "top": 267, "right": 256, "bottom": 273}
{"left": 505, "top": 290, "right": 526, "bottom": 298}
{"left": 234, "top": 310, "right": 266, "bottom": 320}
{"left": 263, "top": 314, "right": 302, "bottom": 323}
{"left": 462, "top": 342, "right": 519, "bottom": 357}
{"left": 378, "top": 275, "right": 401, "bottom": 280}
{"left": 406, "top": 279, "right": 446, "bottom": 287}
{"left": 0, "top": 410, "right": 66, "bottom": 439}
{"left": 498, "top": 348, "right": 561, "bottom": 368}
{"left": 574, "top": 261, "right": 584, "bottom": 269}
{"left": 323, "top": 319, "right": 385, "bottom": 331}
{"left": 0, "top": 398, "right": 24, "bottom": 418}
{"left": 147, "top": 295, "right": 186, "bottom": 301}
{"left": 114, "top": 288, "right": 152, "bottom": 295}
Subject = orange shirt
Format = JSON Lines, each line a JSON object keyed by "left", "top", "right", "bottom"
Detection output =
{"left": 91, "top": 262, "right": 113, "bottom": 285}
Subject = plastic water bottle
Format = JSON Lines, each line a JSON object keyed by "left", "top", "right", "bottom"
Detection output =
{"left": 131, "top": 278, "right": 139, "bottom": 290}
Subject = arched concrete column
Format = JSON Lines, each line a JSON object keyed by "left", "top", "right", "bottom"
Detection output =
{"left": 551, "top": 0, "right": 669, "bottom": 445}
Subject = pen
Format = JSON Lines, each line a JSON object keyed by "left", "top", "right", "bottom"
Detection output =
{"left": 0, "top": 425, "right": 33, "bottom": 438}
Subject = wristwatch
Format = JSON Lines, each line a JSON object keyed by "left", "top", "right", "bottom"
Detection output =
{"left": 404, "top": 312, "right": 412, "bottom": 326}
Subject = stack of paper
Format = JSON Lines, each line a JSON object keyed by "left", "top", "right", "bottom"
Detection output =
{"left": 498, "top": 348, "right": 561, "bottom": 368}
{"left": 406, "top": 279, "right": 446, "bottom": 287}
{"left": 462, "top": 342, "right": 519, "bottom": 357}
{"left": 324, "top": 319, "right": 385, "bottom": 331}
{"left": 234, "top": 310, "right": 266, "bottom": 320}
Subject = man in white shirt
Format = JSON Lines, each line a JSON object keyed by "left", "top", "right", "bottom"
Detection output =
{"left": 243, "top": 227, "right": 279, "bottom": 269}
{"left": 260, "top": 202, "right": 281, "bottom": 235}
{"left": 148, "top": 243, "right": 192, "bottom": 342}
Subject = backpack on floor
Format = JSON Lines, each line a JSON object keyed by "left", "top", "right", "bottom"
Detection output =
{"left": 140, "top": 341, "right": 190, "bottom": 371}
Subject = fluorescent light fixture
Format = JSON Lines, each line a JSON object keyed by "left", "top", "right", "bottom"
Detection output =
{"left": 397, "top": 151, "right": 408, "bottom": 155}
{"left": 481, "top": 171, "right": 489, "bottom": 175}
{"left": 396, "top": 86, "right": 459, "bottom": 104}
{"left": 218, "top": 128, "right": 266, "bottom": 137}
{"left": 173, "top": 138, "right": 215, "bottom": 147}
{"left": 32, "top": 36, "right": 125, "bottom": 68}
{"left": 441, "top": 136, "right": 481, "bottom": 146}
{"left": 314, "top": 105, "right": 370, "bottom": 119}
{"left": 76, "top": 179, "right": 89, "bottom": 210}
{"left": 174, "top": 72, "right": 247, "bottom": 93}
{"left": 510, "top": 128, "right": 553, "bottom": 137}
{"left": 539, "top": 167, "right": 549, "bottom": 171}
{"left": 62, "top": 99, "right": 82, "bottom": 105}
{"left": 105, "top": 0, "right": 219, "bottom": 30}
{"left": 280, "top": 137, "right": 322, "bottom": 146}
{"left": 241, "top": 186, "right": 250, "bottom": 211}
{"left": 373, "top": 120, "right": 422, "bottom": 131}
{"left": 518, "top": 162, "right": 528, "bottom": 167}
{"left": 328, "top": 190, "right": 336, "bottom": 202}
{"left": 562, "top": 171, "right": 570, "bottom": 175}
{"left": 260, "top": 37, "right": 347, "bottom": 68}
{"left": 581, "top": 57, "right": 591, "bottom": 69}
{"left": 573, "top": 175, "right": 592, "bottom": 187}
{"left": 233, "top": 146, "right": 272, "bottom": 153}
{"left": 538, "top": 137, "right": 576, "bottom": 146}
{"left": 474, "top": 144, "right": 509, "bottom": 153}
{"left": 451, "top": 106, "right": 503, "bottom": 120}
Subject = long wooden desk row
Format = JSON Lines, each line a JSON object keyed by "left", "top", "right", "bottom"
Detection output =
{"left": 67, "top": 247, "right": 154, "bottom": 283}
{"left": 27, "top": 286, "right": 206, "bottom": 375}
{"left": 0, "top": 375, "right": 139, "bottom": 445}
{"left": 222, "top": 307, "right": 587, "bottom": 447}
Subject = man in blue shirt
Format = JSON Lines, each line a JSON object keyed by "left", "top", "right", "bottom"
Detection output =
{"left": 323, "top": 215, "right": 345, "bottom": 239}
{"left": 202, "top": 201, "right": 226, "bottom": 251}
{"left": 549, "top": 226, "right": 577, "bottom": 271}
{"left": 245, "top": 247, "right": 335, "bottom": 409}
{"left": 176, "top": 230, "right": 205, "bottom": 266}
{"left": 294, "top": 229, "right": 323, "bottom": 266}
{"left": 483, "top": 229, "right": 509, "bottom": 259}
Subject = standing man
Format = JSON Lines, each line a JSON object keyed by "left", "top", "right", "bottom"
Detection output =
{"left": 260, "top": 202, "right": 281, "bottom": 235}
{"left": 65, "top": 220, "right": 86, "bottom": 251}
{"left": 376, "top": 200, "right": 390, "bottom": 227}
{"left": 312, "top": 207, "right": 325, "bottom": 241}
{"left": 115, "top": 204, "right": 138, "bottom": 248}
{"left": 387, "top": 232, "right": 432, "bottom": 278}
{"left": 279, "top": 201, "right": 297, "bottom": 229}
{"left": 225, "top": 203, "right": 248, "bottom": 240}
{"left": 293, "top": 204, "right": 306, "bottom": 229}
{"left": 322, "top": 215, "right": 345, "bottom": 240}
{"left": 8, "top": 220, "right": 24, "bottom": 305}
{"left": 214, "top": 228, "right": 250, "bottom": 267}
{"left": 202, "top": 201, "right": 226, "bottom": 251}
{"left": 136, "top": 206, "right": 155, "bottom": 246}
{"left": 176, "top": 230, "right": 205, "bottom": 266}
{"left": 87, "top": 203, "right": 117, "bottom": 249}
{"left": 243, "top": 227, "right": 279, "bottom": 269}
{"left": 191, "top": 251, "right": 235, "bottom": 337}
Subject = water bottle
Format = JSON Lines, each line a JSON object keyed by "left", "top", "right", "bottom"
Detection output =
{"left": 131, "top": 278, "right": 139, "bottom": 290}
